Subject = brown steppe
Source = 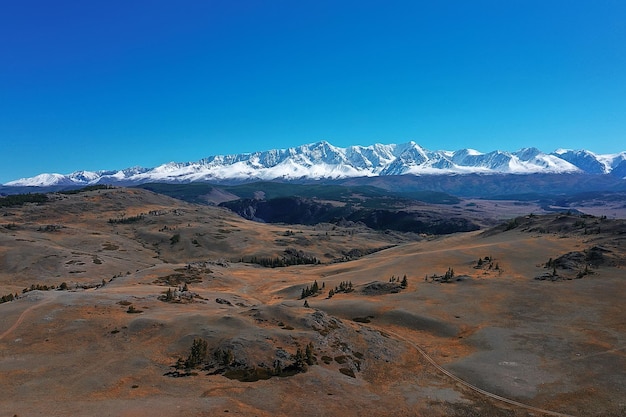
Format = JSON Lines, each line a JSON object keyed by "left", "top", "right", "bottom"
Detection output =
{"left": 1, "top": 188, "right": 625, "bottom": 417}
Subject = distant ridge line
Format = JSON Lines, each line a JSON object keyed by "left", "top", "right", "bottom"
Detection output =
{"left": 4, "top": 140, "right": 626, "bottom": 187}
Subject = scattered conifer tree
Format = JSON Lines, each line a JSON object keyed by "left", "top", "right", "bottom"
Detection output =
{"left": 401, "top": 275, "right": 408, "bottom": 288}
{"left": 442, "top": 267, "right": 455, "bottom": 282}
{"left": 293, "top": 347, "right": 307, "bottom": 371}
{"left": 305, "top": 343, "right": 315, "bottom": 365}
{"left": 273, "top": 359, "right": 282, "bottom": 375}
{"left": 185, "top": 338, "right": 208, "bottom": 369}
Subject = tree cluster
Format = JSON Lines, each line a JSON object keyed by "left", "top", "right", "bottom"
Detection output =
{"left": 108, "top": 214, "right": 144, "bottom": 224}
{"left": 301, "top": 280, "right": 322, "bottom": 299}
{"left": 291, "top": 342, "right": 316, "bottom": 371}
{"left": 173, "top": 340, "right": 234, "bottom": 371}
{"left": 426, "top": 268, "right": 455, "bottom": 283}
{"left": 19, "top": 281, "right": 82, "bottom": 294}
{"left": 36, "top": 224, "right": 62, "bottom": 232}
{"left": 544, "top": 255, "right": 593, "bottom": 280}
{"left": 389, "top": 275, "right": 408, "bottom": 288}
{"left": 328, "top": 280, "right": 354, "bottom": 298}
{"left": 163, "top": 288, "right": 174, "bottom": 302}
{"left": 159, "top": 283, "right": 195, "bottom": 303}
{"left": 0, "top": 293, "right": 18, "bottom": 304}
{"left": 241, "top": 254, "right": 319, "bottom": 268}
{"left": 21, "top": 282, "right": 69, "bottom": 293}
{"left": 169, "top": 338, "right": 316, "bottom": 381}
{"left": 474, "top": 256, "right": 499, "bottom": 271}
{"left": 185, "top": 338, "right": 209, "bottom": 369}
{"left": 505, "top": 218, "right": 520, "bottom": 231}
{"left": 23, "top": 283, "right": 53, "bottom": 292}
{"left": 0, "top": 193, "right": 48, "bottom": 208}
{"left": 59, "top": 185, "right": 113, "bottom": 195}
{"left": 442, "top": 267, "right": 455, "bottom": 282}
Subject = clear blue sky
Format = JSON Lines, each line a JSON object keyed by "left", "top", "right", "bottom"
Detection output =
{"left": 1, "top": 0, "right": 625, "bottom": 183}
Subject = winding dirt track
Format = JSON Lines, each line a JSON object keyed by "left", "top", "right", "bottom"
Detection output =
{"left": 0, "top": 296, "right": 53, "bottom": 342}
{"left": 373, "top": 325, "right": 577, "bottom": 417}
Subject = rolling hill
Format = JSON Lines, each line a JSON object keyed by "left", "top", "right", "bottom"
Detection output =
{"left": 1, "top": 187, "right": 625, "bottom": 416}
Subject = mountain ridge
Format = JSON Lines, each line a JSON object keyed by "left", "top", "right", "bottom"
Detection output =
{"left": 5, "top": 141, "right": 626, "bottom": 187}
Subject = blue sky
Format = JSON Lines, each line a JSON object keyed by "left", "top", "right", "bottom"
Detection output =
{"left": 1, "top": 0, "right": 625, "bottom": 183}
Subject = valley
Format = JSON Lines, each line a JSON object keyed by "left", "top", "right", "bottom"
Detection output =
{"left": 1, "top": 186, "right": 625, "bottom": 416}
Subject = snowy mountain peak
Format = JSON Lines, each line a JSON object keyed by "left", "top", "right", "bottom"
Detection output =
{"left": 4, "top": 141, "right": 626, "bottom": 187}
{"left": 550, "top": 149, "right": 608, "bottom": 174}
{"left": 514, "top": 147, "right": 542, "bottom": 160}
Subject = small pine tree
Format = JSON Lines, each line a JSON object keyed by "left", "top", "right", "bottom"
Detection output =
{"left": 185, "top": 338, "right": 208, "bottom": 368}
{"left": 443, "top": 267, "right": 454, "bottom": 282}
{"left": 224, "top": 349, "right": 234, "bottom": 366}
{"left": 401, "top": 275, "right": 408, "bottom": 288}
{"left": 175, "top": 357, "right": 186, "bottom": 369}
{"left": 293, "top": 347, "right": 307, "bottom": 371}
{"left": 273, "top": 359, "right": 282, "bottom": 376}
{"left": 304, "top": 299, "right": 310, "bottom": 308}
{"left": 305, "top": 342, "right": 315, "bottom": 365}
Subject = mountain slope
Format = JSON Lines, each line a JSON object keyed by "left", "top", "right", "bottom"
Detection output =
{"left": 5, "top": 141, "right": 626, "bottom": 187}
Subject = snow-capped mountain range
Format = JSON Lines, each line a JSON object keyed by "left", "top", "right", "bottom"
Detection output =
{"left": 5, "top": 141, "right": 626, "bottom": 187}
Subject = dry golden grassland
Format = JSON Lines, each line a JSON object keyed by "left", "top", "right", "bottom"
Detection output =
{"left": 1, "top": 188, "right": 625, "bottom": 417}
